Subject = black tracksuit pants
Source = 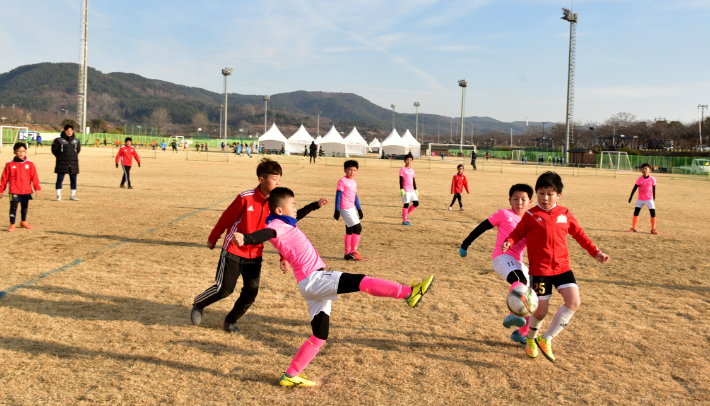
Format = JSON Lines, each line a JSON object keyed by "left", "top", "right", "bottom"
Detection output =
{"left": 120, "top": 164, "right": 132, "bottom": 187}
{"left": 193, "top": 250, "right": 262, "bottom": 324}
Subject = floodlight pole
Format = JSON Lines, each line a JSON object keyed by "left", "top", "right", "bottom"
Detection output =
{"left": 219, "top": 105, "right": 223, "bottom": 139}
{"left": 264, "top": 95, "right": 270, "bottom": 133}
{"left": 414, "top": 102, "right": 420, "bottom": 141}
{"left": 222, "top": 68, "right": 232, "bottom": 140}
{"left": 315, "top": 110, "right": 321, "bottom": 137}
{"left": 561, "top": 8, "right": 578, "bottom": 164}
{"left": 391, "top": 104, "right": 396, "bottom": 130}
{"left": 699, "top": 104, "right": 708, "bottom": 147}
{"left": 77, "top": 0, "right": 89, "bottom": 134}
{"left": 458, "top": 80, "right": 467, "bottom": 156}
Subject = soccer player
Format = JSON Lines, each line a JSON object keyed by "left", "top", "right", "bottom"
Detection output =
{"left": 628, "top": 163, "right": 658, "bottom": 234}
{"left": 459, "top": 183, "right": 533, "bottom": 345}
{"left": 449, "top": 164, "right": 469, "bottom": 211}
{"left": 502, "top": 172, "right": 610, "bottom": 362}
{"left": 115, "top": 137, "right": 141, "bottom": 189}
{"left": 333, "top": 160, "right": 364, "bottom": 260}
{"left": 233, "top": 187, "right": 434, "bottom": 387}
{"left": 191, "top": 158, "right": 282, "bottom": 333}
{"left": 399, "top": 152, "right": 418, "bottom": 226}
{"left": 0, "top": 143, "right": 41, "bottom": 232}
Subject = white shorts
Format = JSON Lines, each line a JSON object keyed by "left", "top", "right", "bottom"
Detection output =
{"left": 491, "top": 254, "right": 530, "bottom": 287}
{"left": 635, "top": 199, "right": 655, "bottom": 209}
{"left": 297, "top": 270, "right": 343, "bottom": 320}
{"left": 402, "top": 191, "right": 418, "bottom": 204}
{"left": 339, "top": 208, "right": 360, "bottom": 227}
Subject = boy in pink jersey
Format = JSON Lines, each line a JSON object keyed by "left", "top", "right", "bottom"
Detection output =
{"left": 333, "top": 160, "right": 364, "bottom": 260}
{"left": 234, "top": 187, "right": 434, "bottom": 387}
{"left": 628, "top": 163, "right": 658, "bottom": 234}
{"left": 459, "top": 184, "right": 534, "bottom": 346}
{"left": 399, "top": 152, "right": 418, "bottom": 226}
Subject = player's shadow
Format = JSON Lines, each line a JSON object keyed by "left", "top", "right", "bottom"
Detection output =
{"left": 577, "top": 278, "right": 710, "bottom": 293}
{"left": 46, "top": 231, "right": 205, "bottom": 248}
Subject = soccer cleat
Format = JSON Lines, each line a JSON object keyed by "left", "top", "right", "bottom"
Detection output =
{"left": 7, "top": 224, "right": 16, "bottom": 232}
{"left": 350, "top": 251, "right": 364, "bottom": 261}
{"left": 223, "top": 321, "right": 241, "bottom": 333}
{"left": 120, "top": 185, "right": 126, "bottom": 188}
{"left": 651, "top": 229, "right": 659, "bottom": 235}
{"left": 402, "top": 221, "right": 413, "bottom": 226}
{"left": 190, "top": 305, "right": 204, "bottom": 326}
{"left": 19, "top": 221, "right": 33, "bottom": 229}
{"left": 55, "top": 196, "right": 61, "bottom": 201}
{"left": 503, "top": 314, "right": 526, "bottom": 329}
{"left": 279, "top": 372, "right": 316, "bottom": 387}
{"left": 510, "top": 330, "right": 526, "bottom": 346}
{"left": 448, "top": 206, "right": 453, "bottom": 211}
{"left": 405, "top": 274, "right": 434, "bottom": 308}
{"left": 525, "top": 338, "right": 538, "bottom": 358}
{"left": 70, "top": 196, "right": 79, "bottom": 201}
{"left": 459, "top": 207, "right": 466, "bottom": 211}
{"left": 344, "top": 253, "right": 355, "bottom": 260}
{"left": 627, "top": 228, "right": 637, "bottom": 233}
{"left": 128, "top": 186, "right": 134, "bottom": 190}
{"left": 535, "top": 336, "right": 555, "bottom": 362}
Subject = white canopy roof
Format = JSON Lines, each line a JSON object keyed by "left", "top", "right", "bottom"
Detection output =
{"left": 319, "top": 125, "right": 347, "bottom": 155}
{"left": 286, "top": 125, "right": 315, "bottom": 154}
{"left": 400, "top": 129, "right": 420, "bottom": 147}
{"left": 381, "top": 129, "right": 407, "bottom": 155}
{"left": 315, "top": 135, "right": 323, "bottom": 144}
{"left": 344, "top": 127, "right": 368, "bottom": 156}
{"left": 368, "top": 138, "right": 381, "bottom": 148}
{"left": 258, "top": 123, "right": 288, "bottom": 151}
{"left": 381, "top": 129, "right": 402, "bottom": 146}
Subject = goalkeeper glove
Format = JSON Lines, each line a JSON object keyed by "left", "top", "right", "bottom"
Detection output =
{"left": 334, "top": 210, "right": 340, "bottom": 221}
{"left": 459, "top": 247, "right": 467, "bottom": 257}
{"left": 115, "top": 164, "right": 118, "bottom": 168}
{"left": 138, "top": 163, "right": 141, "bottom": 168}
{"left": 400, "top": 189, "right": 405, "bottom": 196}
{"left": 357, "top": 209, "right": 363, "bottom": 219}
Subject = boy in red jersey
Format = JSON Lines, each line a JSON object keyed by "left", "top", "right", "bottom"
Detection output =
{"left": 449, "top": 164, "right": 469, "bottom": 211}
{"left": 627, "top": 163, "right": 658, "bottom": 234}
{"left": 191, "top": 158, "right": 283, "bottom": 333}
{"left": 503, "top": 171, "right": 610, "bottom": 362}
{"left": 115, "top": 137, "right": 141, "bottom": 189}
{"left": 0, "top": 143, "right": 41, "bottom": 232}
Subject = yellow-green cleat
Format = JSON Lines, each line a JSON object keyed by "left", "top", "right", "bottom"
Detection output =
{"left": 525, "top": 338, "right": 538, "bottom": 359}
{"left": 535, "top": 336, "right": 555, "bottom": 362}
{"left": 405, "top": 274, "right": 434, "bottom": 308}
{"left": 279, "top": 372, "right": 316, "bottom": 387}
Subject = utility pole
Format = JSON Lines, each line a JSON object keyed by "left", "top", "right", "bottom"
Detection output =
{"left": 450, "top": 119, "right": 453, "bottom": 142}
{"left": 458, "top": 79, "right": 468, "bottom": 156}
{"left": 561, "top": 7, "right": 578, "bottom": 163}
{"left": 222, "top": 68, "right": 232, "bottom": 140}
{"left": 315, "top": 110, "right": 321, "bottom": 137}
{"left": 391, "top": 105, "right": 396, "bottom": 130}
{"left": 77, "top": 0, "right": 89, "bottom": 134}
{"left": 414, "top": 102, "right": 420, "bottom": 141}
{"left": 263, "top": 95, "right": 270, "bottom": 133}
{"left": 699, "top": 104, "right": 708, "bottom": 147}
{"left": 438, "top": 119, "right": 440, "bottom": 143}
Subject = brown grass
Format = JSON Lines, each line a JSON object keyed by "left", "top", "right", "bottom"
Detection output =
{"left": 1, "top": 147, "right": 708, "bottom": 405}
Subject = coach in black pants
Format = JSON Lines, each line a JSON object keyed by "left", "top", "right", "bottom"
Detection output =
{"left": 51, "top": 124, "right": 81, "bottom": 201}
{"left": 309, "top": 141, "right": 317, "bottom": 164}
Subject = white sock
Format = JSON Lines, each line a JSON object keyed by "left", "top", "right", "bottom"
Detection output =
{"left": 56, "top": 189, "right": 62, "bottom": 197}
{"left": 542, "top": 305, "right": 575, "bottom": 341}
{"left": 71, "top": 190, "right": 76, "bottom": 197}
{"left": 527, "top": 314, "right": 544, "bottom": 339}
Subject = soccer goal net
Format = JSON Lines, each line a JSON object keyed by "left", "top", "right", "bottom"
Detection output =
{"left": 511, "top": 150, "right": 525, "bottom": 161}
{"left": 426, "top": 143, "right": 478, "bottom": 160}
{"left": 600, "top": 151, "right": 632, "bottom": 171}
{"left": 0, "top": 126, "right": 29, "bottom": 148}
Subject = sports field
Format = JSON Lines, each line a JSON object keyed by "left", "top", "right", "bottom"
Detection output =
{"left": 1, "top": 147, "right": 708, "bottom": 405}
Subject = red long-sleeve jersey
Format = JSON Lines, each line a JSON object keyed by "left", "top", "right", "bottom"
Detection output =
{"left": 116, "top": 146, "right": 141, "bottom": 166}
{"left": 0, "top": 158, "right": 41, "bottom": 195}
{"left": 208, "top": 186, "right": 270, "bottom": 259}
{"left": 505, "top": 205, "right": 599, "bottom": 276}
{"left": 451, "top": 173, "right": 469, "bottom": 194}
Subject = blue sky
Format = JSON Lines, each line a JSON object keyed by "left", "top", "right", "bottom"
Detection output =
{"left": 2, "top": 0, "right": 709, "bottom": 124}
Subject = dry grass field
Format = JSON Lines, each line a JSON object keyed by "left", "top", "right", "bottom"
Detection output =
{"left": 1, "top": 146, "right": 709, "bottom": 405}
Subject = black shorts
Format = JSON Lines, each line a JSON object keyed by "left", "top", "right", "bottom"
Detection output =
{"left": 531, "top": 271, "right": 577, "bottom": 300}
{"left": 11, "top": 194, "right": 33, "bottom": 203}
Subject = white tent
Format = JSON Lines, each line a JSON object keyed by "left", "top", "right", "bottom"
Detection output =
{"left": 368, "top": 138, "right": 381, "bottom": 153}
{"left": 259, "top": 123, "right": 289, "bottom": 152}
{"left": 344, "top": 127, "right": 368, "bottom": 156}
{"left": 381, "top": 129, "right": 407, "bottom": 156}
{"left": 400, "top": 129, "right": 421, "bottom": 158}
{"left": 287, "top": 125, "right": 315, "bottom": 154}
{"left": 319, "top": 126, "right": 347, "bottom": 156}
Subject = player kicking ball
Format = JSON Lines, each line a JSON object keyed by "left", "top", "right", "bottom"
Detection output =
{"left": 502, "top": 172, "right": 610, "bottom": 362}
{"left": 459, "top": 184, "right": 533, "bottom": 346}
{"left": 399, "top": 153, "right": 418, "bottom": 226}
{"left": 628, "top": 163, "right": 658, "bottom": 234}
{"left": 233, "top": 187, "right": 434, "bottom": 387}
{"left": 333, "top": 160, "right": 365, "bottom": 260}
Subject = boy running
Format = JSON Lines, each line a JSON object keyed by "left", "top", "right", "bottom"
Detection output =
{"left": 628, "top": 163, "right": 658, "bottom": 234}
{"left": 449, "top": 164, "right": 469, "bottom": 211}
{"left": 502, "top": 172, "right": 610, "bottom": 362}
{"left": 0, "top": 143, "right": 41, "bottom": 232}
{"left": 191, "top": 158, "right": 282, "bottom": 333}
{"left": 115, "top": 137, "right": 141, "bottom": 189}
{"left": 459, "top": 184, "right": 533, "bottom": 345}
{"left": 399, "top": 152, "right": 418, "bottom": 226}
{"left": 233, "top": 187, "right": 434, "bottom": 387}
{"left": 333, "top": 160, "right": 364, "bottom": 260}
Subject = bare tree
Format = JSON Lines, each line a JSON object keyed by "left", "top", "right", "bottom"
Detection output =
{"left": 191, "top": 112, "right": 209, "bottom": 130}
{"left": 150, "top": 108, "right": 171, "bottom": 134}
{"left": 90, "top": 93, "right": 121, "bottom": 121}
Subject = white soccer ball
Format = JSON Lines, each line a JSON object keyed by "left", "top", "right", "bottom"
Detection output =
{"left": 507, "top": 285, "right": 538, "bottom": 317}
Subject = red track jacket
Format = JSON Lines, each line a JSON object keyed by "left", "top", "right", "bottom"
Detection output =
{"left": 0, "top": 158, "right": 41, "bottom": 195}
{"left": 505, "top": 205, "right": 599, "bottom": 276}
{"left": 116, "top": 146, "right": 141, "bottom": 166}
{"left": 451, "top": 173, "right": 469, "bottom": 194}
{"left": 209, "top": 186, "right": 270, "bottom": 259}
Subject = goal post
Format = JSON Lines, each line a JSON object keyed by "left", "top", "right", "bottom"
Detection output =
{"left": 599, "top": 151, "right": 632, "bottom": 171}
{"left": 426, "top": 143, "right": 478, "bottom": 160}
{"left": 0, "top": 126, "right": 29, "bottom": 149}
{"left": 511, "top": 150, "right": 525, "bottom": 161}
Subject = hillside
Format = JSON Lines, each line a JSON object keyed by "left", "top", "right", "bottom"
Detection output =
{"left": 0, "top": 63, "right": 536, "bottom": 135}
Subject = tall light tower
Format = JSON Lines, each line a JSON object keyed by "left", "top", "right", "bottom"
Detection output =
{"left": 264, "top": 95, "right": 270, "bottom": 133}
{"left": 458, "top": 79, "right": 468, "bottom": 156}
{"left": 391, "top": 104, "right": 396, "bottom": 130}
{"left": 413, "top": 102, "right": 420, "bottom": 141}
{"left": 561, "top": 7, "right": 578, "bottom": 163}
{"left": 77, "top": 0, "right": 89, "bottom": 134}
{"left": 315, "top": 110, "right": 321, "bottom": 137}
{"left": 699, "top": 104, "right": 708, "bottom": 147}
{"left": 221, "top": 68, "right": 232, "bottom": 140}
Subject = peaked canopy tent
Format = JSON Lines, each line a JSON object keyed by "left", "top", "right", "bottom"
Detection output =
{"left": 287, "top": 125, "right": 315, "bottom": 154}
{"left": 258, "top": 123, "right": 289, "bottom": 152}
{"left": 368, "top": 138, "right": 381, "bottom": 153}
{"left": 319, "top": 126, "right": 347, "bottom": 156}
{"left": 344, "top": 127, "right": 368, "bottom": 156}
{"left": 400, "top": 129, "right": 421, "bottom": 158}
{"left": 381, "top": 129, "right": 407, "bottom": 156}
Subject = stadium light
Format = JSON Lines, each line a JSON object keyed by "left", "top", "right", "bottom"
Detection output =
{"left": 699, "top": 104, "right": 708, "bottom": 147}
{"left": 458, "top": 80, "right": 468, "bottom": 157}
{"left": 315, "top": 110, "right": 321, "bottom": 137}
{"left": 561, "top": 7, "right": 578, "bottom": 163}
{"left": 264, "top": 95, "right": 270, "bottom": 133}
{"left": 413, "top": 102, "right": 420, "bottom": 142}
{"left": 77, "top": 0, "right": 89, "bottom": 134}
{"left": 391, "top": 104, "right": 396, "bottom": 130}
{"left": 222, "top": 68, "right": 233, "bottom": 140}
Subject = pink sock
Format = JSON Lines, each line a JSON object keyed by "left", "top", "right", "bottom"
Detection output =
{"left": 359, "top": 276, "right": 411, "bottom": 299}
{"left": 407, "top": 206, "right": 416, "bottom": 216}
{"left": 402, "top": 208, "right": 408, "bottom": 221}
{"left": 351, "top": 234, "right": 360, "bottom": 251}
{"left": 518, "top": 317, "right": 530, "bottom": 336}
{"left": 509, "top": 281, "right": 525, "bottom": 292}
{"left": 285, "top": 335, "right": 326, "bottom": 376}
{"left": 344, "top": 234, "right": 352, "bottom": 254}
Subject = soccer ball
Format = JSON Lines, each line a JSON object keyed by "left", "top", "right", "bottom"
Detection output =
{"left": 506, "top": 285, "right": 538, "bottom": 317}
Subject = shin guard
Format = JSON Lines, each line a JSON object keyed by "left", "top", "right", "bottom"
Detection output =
{"left": 359, "top": 276, "right": 411, "bottom": 299}
{"left": 285, "top": 335, "right": 326, "bottom": 376}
